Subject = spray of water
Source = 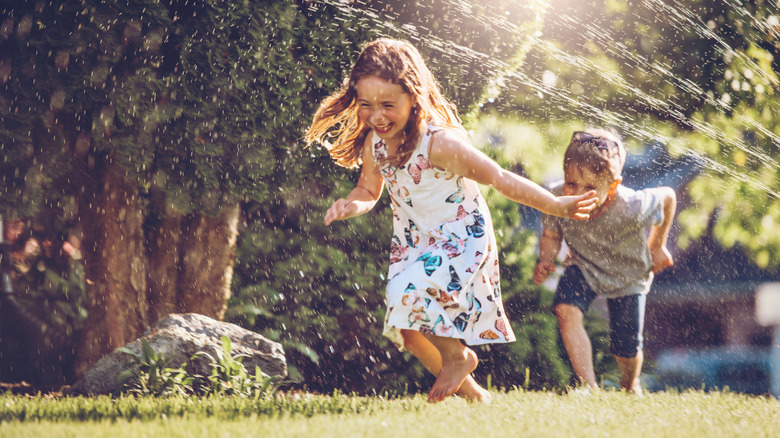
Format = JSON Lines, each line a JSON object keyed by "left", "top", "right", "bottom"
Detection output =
{"left": 511, "top": 0, "right": 778, "bottom": 197}
{"left": 313, "top": 0, "right": 779, "bottom": 200}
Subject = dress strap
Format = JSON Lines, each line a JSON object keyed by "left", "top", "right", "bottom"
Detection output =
{"left": 418, "top": 123, "right": 442, "bottom": 159}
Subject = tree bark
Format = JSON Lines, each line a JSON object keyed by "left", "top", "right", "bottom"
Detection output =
{"left": 73, "top": 159, "right": 148, "bottom": 377}
{"left": 177, "top": 205, "right": 240, "bottom": 319}
{"left": 72, "top": 161, "right": 239, "bottom": 377}
{"left": 146, "top": 196, "right": 183, "bottom": 325}
{"left": 146, "top": 194, "right": 239, "bottom": 325}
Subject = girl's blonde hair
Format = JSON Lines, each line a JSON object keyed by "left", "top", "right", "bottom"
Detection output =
{"left": 305, "top": 38, "right": 462, "bottom": 168}
{"left": 564, "top": 128, "right": 626, "bottom": 181}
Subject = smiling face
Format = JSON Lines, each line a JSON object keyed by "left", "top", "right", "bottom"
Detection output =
{"left": 563, "top": 164, "right": 614, "bottom": 209}
{"left": 355, "top": 75, "right": 415, "bottom": 148}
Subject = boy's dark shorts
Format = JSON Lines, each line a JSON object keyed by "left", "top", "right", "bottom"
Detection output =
{"left": 553, "top": 265, "right": 646, "bottom": 358}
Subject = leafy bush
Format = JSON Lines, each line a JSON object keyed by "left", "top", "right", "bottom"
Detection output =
{"left": 116, "top": 339, "right": 194, "bottom": 397}
{"left": 194, "top": 336, "right": 282, "bottom": 399}
{"left": 116, "top": 336, "right": 280, "bottom": 399}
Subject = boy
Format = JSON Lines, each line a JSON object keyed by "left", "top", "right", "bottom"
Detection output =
{"left": 533, "top": 129, "right": 677, "bottom": 394}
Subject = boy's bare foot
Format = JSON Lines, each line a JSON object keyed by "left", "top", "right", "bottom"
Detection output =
{"left": 428, "top": 347, "right": 478, "bottom": 403}
{"left": 626, "top": 382, "right": 643, "bottom": 396}
{"left": 567, "top": 385, "right": 598, "bottom": 396}
{"left": 621, "top": 378, "right": 643, "bottom": 396}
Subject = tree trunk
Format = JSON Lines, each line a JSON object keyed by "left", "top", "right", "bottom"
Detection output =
{"left": 72, "top": 162, "right": 239, "bottom": 377}
{"left": 146, "top": 195, "right": 183, "bottom": 325}
{"left": 74, "top": 159, "right": 148, "bottom": 377}
{"left": 177, "top": 205, "right": 240, "bottom": 319}
{"left": 146, "top": 198, "right": 240, "bottom": 324}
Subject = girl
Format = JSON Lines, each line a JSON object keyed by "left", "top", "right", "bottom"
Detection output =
{"left": 306, "top": 38, "right": 597, "bottom": 403}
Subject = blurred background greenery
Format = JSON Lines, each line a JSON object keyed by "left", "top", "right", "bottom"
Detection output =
{"left": 1, "top": 0, "right": 777, "bottom": 393}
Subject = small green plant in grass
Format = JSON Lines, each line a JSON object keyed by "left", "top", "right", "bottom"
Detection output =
{"left": 115, "top": 336, "right": 280, "bottom": 399}
{"left": 116, "top": 339, "right": 194, "bottom": 397}
{"left": 194, "top": 336, "right": 281, "bottom": 399}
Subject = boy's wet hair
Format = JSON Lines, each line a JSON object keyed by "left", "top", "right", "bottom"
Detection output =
{"left": 563, "top": 128, "right": 626, "bottom": 181}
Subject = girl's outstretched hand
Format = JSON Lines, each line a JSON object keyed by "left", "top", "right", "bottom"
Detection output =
{"left": 556, "top": 190, "right": 599, "bottom": 220}
{"left": 533, "top": 260, "right": 556, "bottom": 285}
{"left": 324, "top": 198, "right": 359, "bottom": 226}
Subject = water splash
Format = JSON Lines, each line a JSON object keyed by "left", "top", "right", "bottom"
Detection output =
{"left": 505, "top": 0, "right": 778, "bottom": 197}
{"left": 314, "top": 0, "right": 778, "bottom": 199}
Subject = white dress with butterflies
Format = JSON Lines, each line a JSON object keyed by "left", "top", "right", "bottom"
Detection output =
{"left": 375, "top": 125, "right": 516, "bottom": 348}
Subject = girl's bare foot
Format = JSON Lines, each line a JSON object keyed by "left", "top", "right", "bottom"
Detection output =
{"left": 457, "top": 375, "right": 492, "bottom": 404}
{"left": 428, "top": 347, "right": 478, "bottom": 403}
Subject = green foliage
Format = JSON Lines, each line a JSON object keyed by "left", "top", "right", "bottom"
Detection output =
{"left": 486, "top": 0, "right": 780, "bottom": 267}
{"left": 347, "top": 0, "right": 547, "bottom": 117}
{"left": 0, "top": 0, "right": 169, "bottom": 217}
{"left": 10, "top": 252, "right": 87, "bottom": 341}
{"left": 194, "top": 336, "right": 281, "bottom": 399}
{"left": 116, "top": 339, "right": 193, "bottom": 397}
{"left": 0, "top": 0, "right": 341, "bottom": 216}
{"left": 231, "top": 185, "right": 407, "bottom": 393}
{"left": 0, "top": 0, "right": 373, "bottom": 386}
{"left": 117, "top": 336, "right": 280, "bottom": 399}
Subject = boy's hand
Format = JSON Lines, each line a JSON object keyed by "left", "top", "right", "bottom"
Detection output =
{"left": 650, "top": 245, "right": 674, "bottom": 273}
{"left": 533, "top": 260, "right": 556, "bottom": 285}
{"left": 325, "top": 198, "right": 358, "bottom": 226}
{"left": 556, "top": 191, "right": 598, "bottom": 220}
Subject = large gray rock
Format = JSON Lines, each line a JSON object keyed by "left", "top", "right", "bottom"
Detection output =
{"left": 66, "top": 313, "right": 286, "bottom": 395}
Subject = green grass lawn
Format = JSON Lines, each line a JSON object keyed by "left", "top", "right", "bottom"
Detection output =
{"left": 1, "top": 389, "right": 778, "bottom": 438}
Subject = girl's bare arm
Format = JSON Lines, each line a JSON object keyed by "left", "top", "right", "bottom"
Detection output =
{"left": 428, "top": 130, "right": 597, "bottom": 219}
{"left": 324, "top": 135, "right": 384, "bottom": 225}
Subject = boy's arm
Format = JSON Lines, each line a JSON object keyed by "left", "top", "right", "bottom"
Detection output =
{"left": 646, "top": 187, "right": 677, "bottom": 273}
{"left": 533, "top": 228, "right": 563, "bottom": 285}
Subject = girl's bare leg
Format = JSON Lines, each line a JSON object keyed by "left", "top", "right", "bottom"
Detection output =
{"left": 418, "top": 333, "right": 478, "bottom": 402}
{"left": 555, "top": 304, "right": 598, "bottom": 389}
{"left": 401, "top": 330, "right": 490, "bottom": 403}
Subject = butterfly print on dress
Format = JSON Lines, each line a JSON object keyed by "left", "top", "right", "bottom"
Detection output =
{"left": 377, "top": 126, "right": 514, "bottom": 346}
{"left": 465, "top": 251, "right": 484, "bottom": 273}
{"left": 433, "top": 315, "right": 453, "bottom": 336}
{"left": 405, "top": 220, "right": 419, "bottom": 248}
{"left": 466, "top": 211, "right": 485, "bottom": 238}
{"left": 403, "top": 284, "right": 431, "bottom": 327}
{"left": 417, "top": 252, "right": 442, "bottom": 276}
{"left": 445, "top": 177, "right": 465, "bottom": 203}
{"left": 453, "top": 312, "right": 469, "bottom": 332}
{"left": 447, "top": 265, "right": 462, "bottom": 293}
{"left": 390, "top": 235, "right": 408, "bottom": 265}
{"left": 408, "top": 154, "right": 434, "bottom": 184}
{"left": 441, "top": 233, "right": 465, "bottom": 259}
